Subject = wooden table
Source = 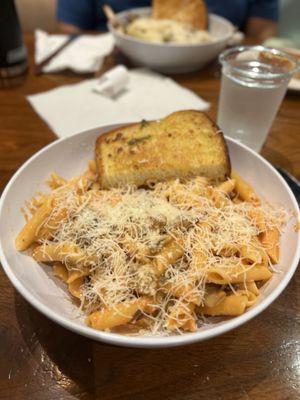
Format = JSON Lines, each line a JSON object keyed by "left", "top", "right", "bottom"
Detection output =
{"left": 0, "top": 34, "right": 299, "bottom": 400}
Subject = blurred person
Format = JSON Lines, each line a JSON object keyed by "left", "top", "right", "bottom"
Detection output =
{"left": 57, "top": 0, "right": 278, "bottom": 42}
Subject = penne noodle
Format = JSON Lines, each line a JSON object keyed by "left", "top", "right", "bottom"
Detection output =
{"left": 47, "top": 172, "right": 67, "bottom": 190}
{"left": 37, "top": 207, "right": 68, "bottom": 240}
{"left": 189, "top": 225, "right": 210, "bottom": 270}
{"left": 235, "top": 289, "right": 258, "bottom": 307}
{"left": 53, "top": 262, "right": 69, "bottom": 282}
{"left": 207, "top": 187, "right": 230, "bottom": 208}
{"left": 28, "top": 193, "right": 48, "bottom": 210}
{"left": 216, "top": 244, "right": 239, "bottom": 257}
{"left": 204, "top": 286, "right": 226, "bottom": 308}
{"left": 206, "top": 264, "right": 272, "bottom": 284}
{"left": 32, "top": 242, "right": 97, "bottom": 267}
{"left": 259, "top": 228, "right": 280, "bottom": 264}
{"left": 167, "top": 302, "right": 197, "bottom": 332}
{"left": 68, "top": 277, "right": 84, "bottom": 299}
{"left": 247, "top": 208, "right": 266, "bottom": 231}
{"left": 54, "top": 175, "right": 90, "bottom": 197}
{"left": 154, "top": 237, "right": 184, "bottom": 276}
{"left": 15, "top": 197, "right": 53, "bottom": 251}
{"left": 86, "top": 298, "right": 151, "bottom": 330}
{"left": 216, "top": 179, "right": 236, "bottom": 194}
{"left": 239, "top": 240, "right": 266, "bottom": 264}
{"left": 53, "top": 262, "right": 85, "bottom": 298}
{"left": 231, "top": 170, "right": 260, "bottom": 205}
{"left": 236, "top": 281, "right": 260, "bottom": 296}
{"left": 161, "top": 281, "right": 201, "bottom": 305}
{"left": 111, "top": 324, "right": 142, "bottom": 334}
{"left": 121, "top": 235, "right": 150, "bottom": 262}
{"left": 67, "top": 268, "right": 90, "bottom": 283}
{"left": 201, "top": 293, "right": 248, "bottom": 316}
{"left": 235, "top": 265, "right": 272, "bottom": 282}
{"left": 190, "top": 247, "right": 208, "bottom": 272}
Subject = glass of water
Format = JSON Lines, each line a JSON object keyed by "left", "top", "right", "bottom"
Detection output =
{"left": 217, "top": 46, "right": 298, "bottom": 152}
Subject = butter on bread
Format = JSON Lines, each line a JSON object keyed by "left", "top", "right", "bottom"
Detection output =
{"left": 152, "top": 0, "right": 208, "bottom": 30}
{"left": 95, "top": 110, "right": 230, "bottom": 189}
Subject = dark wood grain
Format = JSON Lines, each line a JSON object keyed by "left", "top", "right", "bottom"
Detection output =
{"left": 0, "top": 34, "right": 299, "bottom": 400}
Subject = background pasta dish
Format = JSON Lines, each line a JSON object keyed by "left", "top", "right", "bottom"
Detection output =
{"left": 124, "top": 17, "right": 213, "bottom": 44}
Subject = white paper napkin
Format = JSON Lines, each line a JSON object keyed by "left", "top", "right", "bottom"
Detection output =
{"left": 35, "top": 30, "right": 115, "bottom": 73}
{"left": 27, "top": 68, "right": 210, "bottom": 138}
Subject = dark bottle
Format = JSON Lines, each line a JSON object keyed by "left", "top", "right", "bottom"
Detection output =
{"left": 0, "top": 0, "right": 28, "bottom": 88}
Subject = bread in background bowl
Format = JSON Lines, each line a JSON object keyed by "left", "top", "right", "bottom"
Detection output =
{"left": 108, "top": 7, "right": 234, "bottom": 74}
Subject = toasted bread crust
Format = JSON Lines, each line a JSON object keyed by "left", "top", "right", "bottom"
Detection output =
{"left": 152, "top": 0, "right": 208, "bottom": 30}
{"left": 95, "top": 110, "right": 230, "bottom": 189}
{"left": 95, "top": 121, "right": 142, "bottom": 188}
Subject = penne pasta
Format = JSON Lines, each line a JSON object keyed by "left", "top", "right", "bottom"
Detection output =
{"left": 86, "top": 298, "right": 151, "bottom": 330}
{"left": 201, "top": 293, "right": 248, "bottom": 316}
{"left": 236, "top": 281, "right": 260, "bottom": 296}
{"left": 204, "top": 286, "right": 226, "bottom": 308}
{"left": 247, "top": 208, "right": 266, "bottom": 231}
{"left": 216, "top": 179, "right": 236, "bottom": 194}
{"left": 239, "top": 239, "right": 266, "bottom": 265}
{"left": 53, "top": 262, "right": 69, "bottom": 282}
{"left": 15, "top": 163, "right": 288, "bottom": 335}
{"left": 206, "top": 264, "right": 272, "bottom": 285}
{"left": 167, "top": 302, "right": 197, "bottom": 332}
{"left": 37, "top": 207, "right": 68, "bottom": 240}
{"left": 235, "top": 289, "right": 258, "bottom": 307}
{"left": 46, "top": 172, "right": 67, "bottom": 190}
{"left": 67, "top": 268, "right": 90, "bottom": 283}
{"left": 15, "top": 197, "right": 53, "bottom": 251}
{"left": 32, "top": 242, "right": 97, "bottom": 267}
{"left": 154, "top": 237, "right": 184, "bottom": 276}
{"left": 231, "top": 170, "right": 260, "bottom": 205}
{"left": 161, "top": 281, "right": 201, "bottom": 305}
{"left": 28, "top": 193, "right": 48, "bottom": 210}
{"left": 121, "top": 235, "right": 150, "bottom": 262}
{"left": 68, "top": 277, "right": 84, "bottom": 299}
{"left": 259, "top": 228, "right": 280, "bottom": 264}
{"left": 207, "top": 187, "right": 230, "bottom": 208}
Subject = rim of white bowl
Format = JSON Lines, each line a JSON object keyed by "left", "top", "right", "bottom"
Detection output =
{"left": 0, "top": 126, "right": 299, "bottom": 348}
{"left": 109, "top": 8, "right": 235, "bottom": 49}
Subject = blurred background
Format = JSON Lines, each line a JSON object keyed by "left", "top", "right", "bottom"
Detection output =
{"left": 15, "top": 0, "right": 299, "bottom": 47}
{"left": 16, "top": 0, "right": 56, "bottom": 32}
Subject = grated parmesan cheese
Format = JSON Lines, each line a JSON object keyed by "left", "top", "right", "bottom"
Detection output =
{"left": 35, "top": 177, "right": 288, "bottom": 335}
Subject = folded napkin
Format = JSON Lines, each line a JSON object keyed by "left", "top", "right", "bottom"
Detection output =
{"left": 27, "top": 68, "right": 210, "bottom": 138}
{"left": 35, "top": 30, "right": 115, "bottom": 73}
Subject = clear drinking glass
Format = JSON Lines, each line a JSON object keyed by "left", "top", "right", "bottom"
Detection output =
{"left": 217, "top": 46, "right": 298, "bottom": 152}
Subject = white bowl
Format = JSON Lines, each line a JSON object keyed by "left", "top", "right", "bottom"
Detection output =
{"left": 109, "top": 7, "right": 234, "bottom": 73}
{"left": 0, "top": 125, "right": 299, "bottom": 348}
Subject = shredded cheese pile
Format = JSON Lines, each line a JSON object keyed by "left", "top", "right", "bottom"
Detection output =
{"left": 37, "top": 177, "right": 288, "bottom": 335}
